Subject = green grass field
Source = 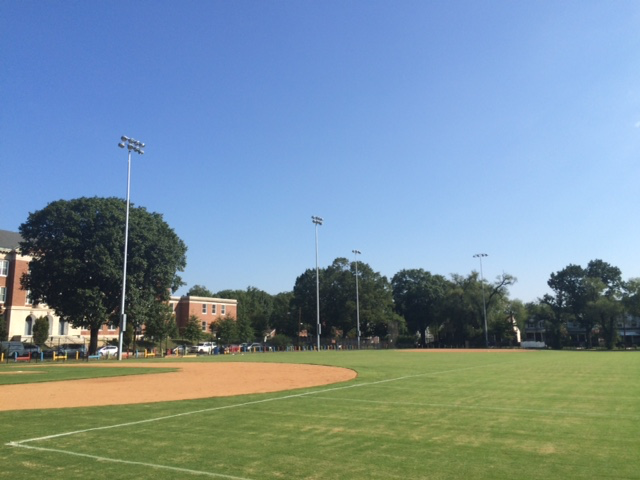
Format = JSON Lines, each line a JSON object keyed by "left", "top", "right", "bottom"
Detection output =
{"left": 0, "top": 365, "right": 177, "bottom": 385}
{"left": 1, "top": 350, "right": 638, "bottom": 479}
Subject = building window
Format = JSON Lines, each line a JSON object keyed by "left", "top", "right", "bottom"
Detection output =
{"left": 221, "top": 305, "right": 226, "bottom": 315}
{"left": 202, "top": 304, "right": 207, "bottom": 314}
{"left": 212, "top": 304, "right": 217, "bottom": 315}
{"left": 108, "top": 322, "right": 117, "bottom": 331}
{"left": 25, "top": 316, "right": 33, "bottom": 336}
{"left": 201, "top": 321, "right": 207, "bottom": 331}
{"left": 0, "top": 260, "right": 8, "bottom": 276}
{"left": 59, "top": 320, "right": 69, "bottom": 335}
{"left": 0, "top": 286, "right": 6, "bottom": 303}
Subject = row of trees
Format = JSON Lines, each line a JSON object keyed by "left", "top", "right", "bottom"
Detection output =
{"left": 189, "top": 258, "right": 639, "bottom": 351}
{"left": 186, "top": 258, "right": 522, "bottom": 349}
{"left": 528, "top": 259, "right": 640, "bottom": 349}
{"left": 15, "top": 197, "right": 637, "bottom": 352}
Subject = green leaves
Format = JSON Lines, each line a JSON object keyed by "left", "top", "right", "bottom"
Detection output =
{"left": 19, "top": 197, "right": 187, "bottom": 353}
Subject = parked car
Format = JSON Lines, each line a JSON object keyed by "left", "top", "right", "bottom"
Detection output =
{"left": 0, "top": 341, "right": 24, "bottom": 357}
{"left": 243, "top": 342, "right": 263, "bottom": 352}
{"left": 22, "top": 343, "right": 42, "bottom": 355}
{"left": 172, "top": 345, "right": 191, "bottom": 355}
{"left": 57, "top": 344, "right": 87, "bottom": 357}
{"left": 97, "top": 345, "right": 118, "bottom": 357}
{"left": 196, "top": 342, "right": 216, "bottom": 354}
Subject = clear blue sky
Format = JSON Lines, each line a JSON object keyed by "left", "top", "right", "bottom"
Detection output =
{"left": 2, "top": 1, "right": 639, "bottom": 303}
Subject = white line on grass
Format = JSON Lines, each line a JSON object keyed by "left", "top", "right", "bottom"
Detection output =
{"left": 6, "top": 442, "right": 252, "bottom": 480}
{"left": 6, "top": 361, "right": 505, "bottom": 477}
{"left": 9, "top": 361, "right": 497, "bottom": 447}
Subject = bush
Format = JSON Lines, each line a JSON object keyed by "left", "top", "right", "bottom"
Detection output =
{"left": 268, "top": 334, "right": 292, "bottom": 350}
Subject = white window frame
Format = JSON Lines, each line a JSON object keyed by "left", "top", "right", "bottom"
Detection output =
{"left": 202, "top": 304, "right": 207, "bottom": 314}
{"left": 221, "top": 305, "right": 226, "bottom": 315}
{"left": 0, "top": 286, "right": 6, "bottom": 303}
{"left": 201, "top": 321, "right": 207, "bottom": 331}
{"left": 0, "top": 259, "right": 8, "bottom": 276}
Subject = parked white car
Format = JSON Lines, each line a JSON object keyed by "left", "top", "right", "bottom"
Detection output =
{"left": 97, "top": 345, "right": 118, "bottom": 357}
{"left": 196, "top": 342, "right": 216, "bottom": 354}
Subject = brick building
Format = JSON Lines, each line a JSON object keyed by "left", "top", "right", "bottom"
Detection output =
{"left": 169, "top": 295, "right": 238, "bottom": 336}
{"left": 0, "top": 229, "right": 85, "bottom": 344}
{"left": 1, "top": 229, "right": 237, "bottom": 345}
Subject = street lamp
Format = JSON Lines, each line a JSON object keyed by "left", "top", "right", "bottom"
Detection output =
{"left": 311, "top": 216, "right": 323, "bottom": 351}
{"left": 117, "top": 136, "right": 145, "bottom": 361}
{"left": 473, "top": 253, "right": 489, "bottom": 349}
{"left": 352, "top": 249, "right": 361, "bottom": 350}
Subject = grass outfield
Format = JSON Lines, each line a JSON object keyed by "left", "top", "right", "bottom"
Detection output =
{"left": 0, "top": 350, "right": 638, "bottom": 479}
{"left": 0, "top": 365, "right": 177, "bottom": 385}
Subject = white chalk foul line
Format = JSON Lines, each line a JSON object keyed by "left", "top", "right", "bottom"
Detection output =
{"left": 9, "top": 361, "right": 496, "bottom": 446}
{"left": 6, "top": 442, "right": 252, "bottom": 480}
{"left": 6, "top": 361, "right": 504, "bottom": 477}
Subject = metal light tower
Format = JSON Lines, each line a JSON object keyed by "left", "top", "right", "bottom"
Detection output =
{"left": 473, "top": 253, "right": 489, "bottom": 348}
{"left": 311, "top": 216, "right": 323, "bottom": 351}
{"left": 352, "top": 249, "right": 361, "bottom": 350}
{"left": 117, "top": 136, "right": 145, "bottom": 361}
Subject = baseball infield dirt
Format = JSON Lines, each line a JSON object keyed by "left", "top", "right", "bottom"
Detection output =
{"left": 0, "top": 362, "right": 357, "bottom": 412}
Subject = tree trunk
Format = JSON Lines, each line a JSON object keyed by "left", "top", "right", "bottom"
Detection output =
{"left": 89, "top": 326, "right": 100, "bottom": 355}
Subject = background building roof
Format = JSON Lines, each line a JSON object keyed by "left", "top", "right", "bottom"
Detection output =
{"left": 0, "top": 230, "right": 23, "bottom": 250}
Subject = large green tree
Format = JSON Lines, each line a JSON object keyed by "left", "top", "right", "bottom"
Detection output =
{"left": 19, "top": 197, "right": 187, "bottom": 354}
{"left": 436, "top": 271, "right": 516, "bottom": 347}
{"left": 215, "top": 287, "right": 268, "bottom": 340}
{"left": 213, "top": 314, "right": 238, "bottom": 345}
{"left": 292, "top": 257, "right": 401, "bottom": 345}
{"left": 291, "top": 268, "right": 320, "bottom": 343}
{"left": 438, "top": 273, "right": 483, "bottom": 346}
{"left": 187, "top": 285, "right": 216, "bottom": 297}
{"left": 269, "top": 291, "right": 295, "bottom": 337}
{"left": 143, "top": 303, "right": 178, "bottom": 351}
{"left": 547, "top": 260, "right": 622, "bottom": 348}
{"left": 392, "top": 269, "right": 448, "bottom": 346}
{"left": 529, "top": 298, "right": 568, "bottom": 349}
{"left": 182, "top": 315, "right": 203, "bottom": 344}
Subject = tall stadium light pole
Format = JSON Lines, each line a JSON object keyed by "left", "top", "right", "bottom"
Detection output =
{"left": 117, "top": 136, "right": 145, "bottom": 361}
{"left": 311, "top": 216, "right": 323, "bottom": 351}
{"left": 352, "top": 249, "right": 361, "bottom": 350}
{"left": 473, "top": 253, "right": 489, "bottom": 349}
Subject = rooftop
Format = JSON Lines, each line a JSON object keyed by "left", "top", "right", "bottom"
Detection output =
{"left": 0, "top": 229, "right": 22, "bottom": 250}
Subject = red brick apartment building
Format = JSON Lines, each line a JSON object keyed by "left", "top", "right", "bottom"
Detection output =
{"left": 0, "top": 229, "right": 236, "bottom": 346}
{"left": 170, "top": 295, "right": 238, "bottom": 335}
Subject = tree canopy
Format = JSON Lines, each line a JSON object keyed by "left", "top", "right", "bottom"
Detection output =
{"left": 19, "top": 197, "right": 187, "bottom": 353}
{"left": 292, "top": 257, "right": 403, "bottom": 345}
{"left": 543, "top": 259, "right": 624, "bottom": 349}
